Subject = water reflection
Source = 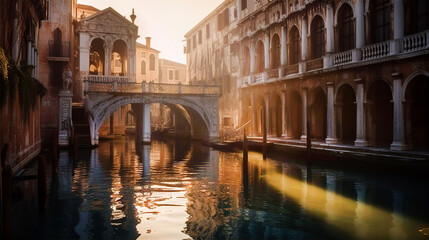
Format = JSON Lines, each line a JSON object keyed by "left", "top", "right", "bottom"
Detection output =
{"left": 10, "top": 136, "right": 429, "bottom": 240}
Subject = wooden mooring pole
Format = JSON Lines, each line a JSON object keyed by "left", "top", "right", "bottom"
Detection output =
{"left": 306, "top": 121, "right": 312, "bottom": 183}
{"left": 262, "top": 106, "right": 267, "bottom": 160}
{"left": 51, "top": 133, "right": 58, "bottom": 175}
{"left": 38, "top": 155, "right": 47, "bottom": 211}
{"left": 1, "top": 144, "right": 11, "bottom": 240}
{"left": 242, "top": 129, "right": 249, "bottom": 202}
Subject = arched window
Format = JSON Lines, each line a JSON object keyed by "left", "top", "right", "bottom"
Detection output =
{"left": 270, "top": 34, "right": 281, "bottom": 69}
{"left": 337, "top": 4, "right": 354, "bottom": 51}
{"left": 149, "top": 54, "right": 155, "bottom": 71}
{"left": 311, "top": 16, "right": 325, "bottom": 59}
{"left": 242, "top": 47, "right": 250, "bottom": 76}
{"left": 289, "top": 26, "right": 300, "bottom": 65}
{"left": 371, "top": 0, "right": 390, "bottom": 43}
{"left": 405, "top": 0, "right": 429, "bottom": 35}
{"left": 141, "top": 61, "right": 146, "bottom": 75}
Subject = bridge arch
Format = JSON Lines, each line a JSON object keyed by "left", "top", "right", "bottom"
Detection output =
{"left": 86, "top": 93, "right": 218, "bottom": 145}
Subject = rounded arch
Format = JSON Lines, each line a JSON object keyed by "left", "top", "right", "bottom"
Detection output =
{"left": 335, "top": 83, "right": 357, "bottom": 144}
{"left": 309, "top": 13, "right": 326, "bottom": 29}
{"left": 269, "top": 92, "right": 283, "bottom": 137}
{"left": 402, "top": 70, "right": 429, "bottom": 101}
{"left": 112, "top": 39, "right": 128, "bottom": 76}
{"left": 270, "top": 33, "right": 281, "bottom": 69}
{"left": 310, "top": 15, "right": 325, "bottom": 59}
{"left": 149, "top": 54, "right": 156, "bottom": 71}
{"left": 402, "top": 72, "right": 429, "bottom": 149}
{"left": 365, "top": 78, "right": 392, "bottom": 102}
{"left": 288, "top": 26, "right": 301, "bottom": 65}
{"left": 140, "top": 60, "right": 146, "bottom": 75}
{"left": 242, "top": 46, "right": 251, "bottom": 76}
{"left": 89, "top": 38, "right": 106, "bottom": 75}
{"left": 309, "top": 87, "right": 327, "bottom": 140}
{"left": 334, "top": 1, "right": 356, "bottom": 26}
{"left": 366, "top": 79, "right": 393, "bottom": 147}
{"left": 336, "top": 2, "right": 355, "bottom": 51}
{"left": 90, "top": 95, "right": 214, "bottom": 143}
{"left": 255, "top": 40, "right": 265, "bottom": 73}
{"left": 286, "top": 89, "right": 303, "bottom": 139}
{"left": 335, "top": 81, "right": 356, "bottom": 100}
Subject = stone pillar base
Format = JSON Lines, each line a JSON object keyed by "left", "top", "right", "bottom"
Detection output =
{"left": 390, "top": 141, "right": 408, "bottom": 151}
{"left": 300, "top": 135, "right": 307, "bottom": 141}
{"left": 325, "top": 138, "right": 338, "bottom": 144}
{"left": 58, "top": 91, "right": 73, "bottom": 147}
{"left": 354, "top": 139, "right": 368, "bottom": 147}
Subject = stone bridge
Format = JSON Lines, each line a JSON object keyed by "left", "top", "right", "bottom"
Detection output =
{"left": 83, "top": 77, "right": 220, "bottom": 145}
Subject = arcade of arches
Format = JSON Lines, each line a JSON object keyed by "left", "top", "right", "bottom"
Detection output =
{"left": 89, "top": 38, "right": 129, "bottom": 76}
{"left": 240, "top": 72, "right": 429, "bottom": 151}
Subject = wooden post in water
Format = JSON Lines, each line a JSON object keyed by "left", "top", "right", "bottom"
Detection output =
{"left": 1, "top": 144, "right": 9, "bottom": 240}
{"left": 306, "top": 121, "right": 312, "bottom": 183}
{"left": 262, "top": 106, "right": 267, "bottom": 160}
{"left": 51, "top": 133, "right": 58, "bottom": 175}
{"left": 38, "top": 155, "right": 47, "bottom": 211}
{"left": 2, "top": 164, "right": 12, "bottom": 240}
{"left": 73, "top": 132, "right": 78, "bottom": 162}
{"left": 242, "top": 129, "right": 249, "bottom": 202}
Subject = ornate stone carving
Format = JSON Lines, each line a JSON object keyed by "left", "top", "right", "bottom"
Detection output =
{"left": 62, "top": 68, "right": 72, "bottom": 92}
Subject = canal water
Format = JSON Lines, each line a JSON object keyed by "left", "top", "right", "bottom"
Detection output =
{"left": 11, "top": 136, "right": 429, "bottom": 240}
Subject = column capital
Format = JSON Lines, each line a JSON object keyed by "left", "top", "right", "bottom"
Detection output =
{"left": 391, "top": 72, "right": 403, "bottom": 80}
{"left": 354, "top": 78, "right": 365, "bottom": 84}
{"left": 326, "top": 81, "right": 334, "bottom": 86}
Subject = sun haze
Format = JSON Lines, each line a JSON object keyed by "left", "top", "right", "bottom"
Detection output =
{"left": 77, "top": 0, "right": 224, "bottom": 64}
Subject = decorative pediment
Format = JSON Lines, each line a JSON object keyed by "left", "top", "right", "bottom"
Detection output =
{"left": 78, "top": 7, "right": 138, "bottom": 36}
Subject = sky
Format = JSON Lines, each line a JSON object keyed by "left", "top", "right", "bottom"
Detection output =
{"left": 77, "top": 0, "right": 224, "bottom": 64}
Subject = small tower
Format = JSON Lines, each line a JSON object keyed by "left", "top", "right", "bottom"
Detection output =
{"left": 130, "top": 8, "right": 136, "bottom": 24}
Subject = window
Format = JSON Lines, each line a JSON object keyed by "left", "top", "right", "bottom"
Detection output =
{"left": 289, "top": 27, "right": 300, "bottom": 65}
{"left": 338, "top": 4, "right": 354, "bottom": 51}
{"left": 371, "top": 0, "right": 390, "bottom": 43}
{"left": 175, "top": 70, "right": 179, "bottom": 80}
{"left": 311, "top": 16, "right": 325, "bottom": 59}
{"left": 241, "top": 0, "right": 247, "bottom": 10}
{"left": 198, "top": 30, "right": 202, "bottom": 44}
{"left": 217, "top": 9, "right": 229, "bottom": 30}
{"left": 149, "top": 54, "right": 155, "bottom": 70}
{"left": 169, "top": 69, "right": 174, "bottom": 80}
{"left": 46, "top": 0, "right": 50, "bottom": 21}
{"left": 141, "top": 61, "right": 146, "bottom": 75}
{"left": 406, "top": 0, "right": 429, "bottom": 35}
{"left": 193, "top": 35, "right": 196, "bottom": 49}
{"left": 206, "top": 24, "right": 210, "bottom": 39}
{"left": 141, "top": 51, "right": 146, "bottom": 58}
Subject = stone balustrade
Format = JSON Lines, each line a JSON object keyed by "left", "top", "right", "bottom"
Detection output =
{"left": 402, "top": 30, "right": 429, "bottom": 53}
{"left": 84, "top": 75, "right": 132, "bottom": 83}
{"left": 84, "top": 80, "right": 221, "bottom": 95}
{"left": 333, "top": 50, "right": 353, "bottom": 66}
{"left": 361, "top": 41, "right": 391, "bottom": 61}
{"left": 306, "top": 58, "right": 324, "bottom": 71}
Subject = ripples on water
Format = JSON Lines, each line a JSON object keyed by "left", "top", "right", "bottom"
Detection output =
{"left": 11, "top": 136, "right": 429, "bottom": 240}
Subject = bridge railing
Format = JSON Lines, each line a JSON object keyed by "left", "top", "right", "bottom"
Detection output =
{"left": 84, "top": 79, "right": 221, "bottom": 95}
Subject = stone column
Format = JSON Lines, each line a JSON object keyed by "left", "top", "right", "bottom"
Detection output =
{"left": 393, "top": 0, "right": 404, "bottom": 39}
{"left": 236, "top": 0, "right": 242, "bottom": 20}
{"left": 356, "top": 0, "right": 365, "bottom": 48}
{"left": 250, "top": 40, "right": 256, "bottom": 74}
{"left": 301, "top": 87, "right": 308, "bottom": 141}
{"left": 301, "top": 18, "right": 308, "bottom": 61}
{"left": 354, "top": 78, "right": 368, "bottom": 146}
{"left": 326, "top": 82, "right": 337, "bottom": 144}
{"left": 391, "top": 73, "right": 406, "bottom": 150}
{"left": 79, "top": 33, "right": 90, "bottom": 73}
{"left": 281, "top": 90, "right": 288, "bottom": 138}
{"left": 58, "top": 91, "right": 73, "bottom": 146}
{"left": 326, "top": 3, "right": 334, "bottom": 53}
{"left": 264, "top": 33, "right": 270, "bottom": 70}
{"left": 281, "top": 26, "right": 287, "bottom": 66}
{"left": 143, "top": 103, "right": 151, "bottom": 143}
{"left": 105, "top": 44, "right": 112, "bottom": 76}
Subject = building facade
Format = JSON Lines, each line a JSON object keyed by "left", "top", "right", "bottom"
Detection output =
{"left": 136, "top": 38, "right": 160, "bottom": 83}
{"left": 0, "top": 0, "right": 47, "bottom": 173}
{"left": 159, "top": 59, "right": 187, "bottom": 84}
{"left": 186, "top": 0, "right": 429, "bottom": 151}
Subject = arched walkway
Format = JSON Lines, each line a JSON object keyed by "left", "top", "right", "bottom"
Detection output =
{"left": 335, "top": 84, "right": 356, "bottom": 144}
{"left": 269, "top": 94, "right": 282, "bottom": 137}
{"left": 309, "top": 87, "right": 327, "bottom": 140}
{"left": 286, "top": 90, "right": 302, "bottom": 139}
{"left": 366, "top": 80, "right": 393, "bottom": 147}
{"left": 404, "top": 75, "right": 429, "bottom": 149}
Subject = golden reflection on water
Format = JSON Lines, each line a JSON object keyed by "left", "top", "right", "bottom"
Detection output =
{"left": 247, "top": 151, "right": 427, "bottom": 240}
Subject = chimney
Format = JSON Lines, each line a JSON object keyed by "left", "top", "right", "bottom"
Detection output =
{"left": 146, "top": 37, "right": 151, "bottom": 48}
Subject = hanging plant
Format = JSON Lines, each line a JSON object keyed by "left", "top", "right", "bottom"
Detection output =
{"left": 0, "top": 47, "right": 8, "bottom": 107}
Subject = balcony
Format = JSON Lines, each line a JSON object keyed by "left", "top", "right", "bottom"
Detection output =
{"left": 284, "top": 64, "right": 299, "bottom": 75}
{"left": 306, "top": 58, "right": 324, "bottom": 71}
{"left": 84, "top": 75, "right": 132, "bottom": 83}
{"left": 267, "top": 69, "right": 279, "bottom": 79}
{"left": 48, "top": 41, "right": 70, "bottom": 62}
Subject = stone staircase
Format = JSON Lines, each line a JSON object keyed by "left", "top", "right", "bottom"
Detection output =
{"left": 72, "top": 106, "right": 92, "bottom": 147}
